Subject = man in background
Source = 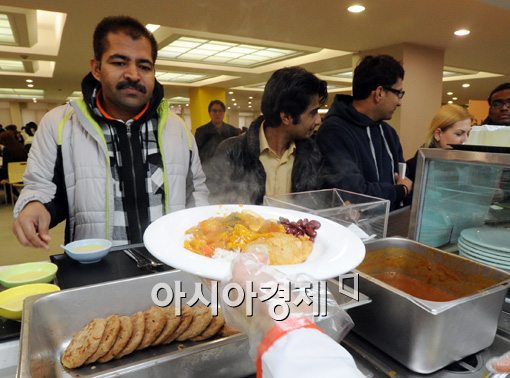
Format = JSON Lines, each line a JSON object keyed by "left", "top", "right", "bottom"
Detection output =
{"left": 316, "top": 54, "right": 412, "bottom": 210}
{"left": 13, "top": 16, "right": 208, "bottom": 248}
{"left": 194, "top": 100, "right": 240, "bottom": 177}
{"left": 207, "top": 67, "right": 327, "bottom": 205}
{"left": 483, "top": 83, "right": 510, "bottom": 125}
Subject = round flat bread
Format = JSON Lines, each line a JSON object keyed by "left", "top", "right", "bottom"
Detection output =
{"left": 137, "top": 306, "right": 167, "bottom": 350}
{"left": 85, "top": 315, "right": 121, "bottom": 364}
{"left": 116, "top": 311, "right": 145, "bottom": 359}
{"left": 163, "top": 306, "right": 193, "bottom": 344}
{"left": 191, "top": 310, "right": 225, "bottom": 341}
{"left": 176, "top": 306, "right": 213, "bottom": 341}
{"left": 152, "top": 307, "right": 182, "bottom": 346}
{"left": 61, "top": 318, "right": 106, "bottom": 369}
{"left": 98, "top": 316, "right": 133, "bottom": 363}
{"left": 220, "top": 325, "right": 241, "bottom": 337}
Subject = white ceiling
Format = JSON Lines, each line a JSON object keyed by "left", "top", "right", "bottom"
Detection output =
{"left": 0, "top": 0, "right": 509, "bottom": 113}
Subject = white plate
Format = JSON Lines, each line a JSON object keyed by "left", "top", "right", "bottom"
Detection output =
{"left": 459, "top": 250, "right": 510, "bottom": 271}
{"left": 460, "top": 227, "right": 510, "bottom": 253}
{"left": 458, "top": 240, "right": 510, "bottom": 265}
{"left": 143, "top": 204, "right": 366, "bottom": 281}
{"left": 458, "top": 237, "right": 510, "bottom": 259}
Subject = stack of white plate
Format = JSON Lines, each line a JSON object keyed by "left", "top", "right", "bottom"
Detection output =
{"left": 458, "top": 227, "right": 510, "bottom": 271}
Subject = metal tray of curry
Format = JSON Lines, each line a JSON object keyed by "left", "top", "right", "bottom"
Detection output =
{"left": 348, "top": 237, "right": 510, "bottom": 374}
{"left": 18, "top": 269, "right": 370, "bottom": 377}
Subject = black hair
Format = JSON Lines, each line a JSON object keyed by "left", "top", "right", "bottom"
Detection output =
{"left": 261, "top": 67, "right": 328, "bottom": 127}
{"left": 93, "top": 16, "right": 158, "bottom": 63}
{"left": 352, "top": 55, "right": 405, "bottom": 100}
{"left": 208, "top": 100, "right": 226, "bottom": 112}
{"left": 487, "top": 83, "right": 510, "bottom": 104}
{"left": 25, "top": 121, "right": 38, "bottom": 137}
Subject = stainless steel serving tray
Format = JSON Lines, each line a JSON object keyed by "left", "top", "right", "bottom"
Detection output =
{"left": 349, "top": 237, "right": 510, "bottom": 374}
{"left": 18, "top": 269, "right": 370, "bottom": 377}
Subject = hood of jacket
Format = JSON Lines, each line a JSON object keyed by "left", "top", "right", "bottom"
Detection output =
{"left": 324, "top": 94, "right": 381, "bottom": 128}
{"left": 80, "top": 72, "right": 164, "bottom": 124}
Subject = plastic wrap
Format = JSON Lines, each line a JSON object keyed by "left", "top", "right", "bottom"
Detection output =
{"left": 219, "top": 250, "right": 353, "bottom": 360}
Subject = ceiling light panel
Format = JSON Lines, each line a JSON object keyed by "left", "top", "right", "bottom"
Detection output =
{"left": 155, "top": 70, "right": 209, "bottom": 83}
{"left": 67, "top": 91, "right": 82, "bottom": 100}
{"left": 0, "top": 59, "right": 24, "bottom": 71}
{"left": 330, "top": 71, "right": 353, "bottom": 78}
{"left": 168, "top": 96, "right": 190, "bottom": 104}
{"left": 159, "top": 36, "right": 300, "bottom": 67}
{"left": 0, "top": 14, "right": 15, "bottom": 44}
{"left": 0, "top": 88, "right": 43, "bottom": 99}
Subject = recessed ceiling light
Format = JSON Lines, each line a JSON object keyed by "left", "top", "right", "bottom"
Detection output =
{"left": 26, "top": 79, "right": 33, "bottom": 83}
{"left": 447, "top": 92, "right": 453, "bottom": 96}
{"left": 231, "top": 98, "right": 236, "bottom": 102}
{"left": 27, "top": 84, "right": 34, "bottom": 88}
{"left": 227, "top": 106, "right": 231, "bottom": 110}
{"left": 248, "top": 105, "right": 252, "bottom": 108}
{"left": 185, "top": 103, "right": 189, "bottom": 107}
{"left": 347, "top": 4, "right": 366, "bottom": 13}
{"left": 462, "top": 83, "right": 470, "bottom": 88}
{"left": 448, "top": 100, "right": 453, "bottom": 104}
{"left": 228, "top": 91, "right": 234, "bottom": 95}
{"left": 145, "top": 24, "right": 160, "bottom": 33}
{"left": 454, "top": 29, "right": 470, "bottom": 36}
{"left": 452, "top": 97, "right": 458, "bottom": 100}
{"left": 32, "top": 98, "right": 37, "bottom": 103}
{"left": 233, "top": 103, "right": 237, "bottom": 106}
{"left": 248, "top": 96, "right": 253, "bottom": 99}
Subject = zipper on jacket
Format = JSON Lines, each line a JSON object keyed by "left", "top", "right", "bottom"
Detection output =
{"left": 125, "top": 121, "right": 143, "bottom": 240}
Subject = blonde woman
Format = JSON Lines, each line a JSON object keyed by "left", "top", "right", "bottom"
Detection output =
{"left": 407, "top": 104, "right": 473, "bottom": 182}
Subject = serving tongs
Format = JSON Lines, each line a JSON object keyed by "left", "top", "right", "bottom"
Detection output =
{"left": 123, "top": 248, "right": 164, "bottom": 270}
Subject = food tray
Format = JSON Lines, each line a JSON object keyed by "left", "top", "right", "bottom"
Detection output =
{"left": 349, "top": 237, "right": 510, "bottom": 374}
{"left": 19, "top": 269, "right": 370, "bottom": 377}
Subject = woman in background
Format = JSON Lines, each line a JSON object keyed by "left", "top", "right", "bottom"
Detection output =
{"left": 407, "top": 104, "right": 473, "bottom": 182}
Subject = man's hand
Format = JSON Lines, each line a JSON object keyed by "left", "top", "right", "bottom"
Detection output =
{"left": 13, "top": 201, "right": 51, "bottom": 249}
{"left": 395, "top": 174, "right": 413, "bottom": 197}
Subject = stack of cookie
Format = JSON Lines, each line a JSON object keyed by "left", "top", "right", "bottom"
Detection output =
{"left": 61, "top": 305, "right": 239, "bottom": 369}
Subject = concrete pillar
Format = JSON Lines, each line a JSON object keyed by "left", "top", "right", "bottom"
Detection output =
{"left": 189, "top": 87, "right": 226, "bottom": 134}
{"left": 358, "top": 44, "right": 444, "bottom": 159}
{"left": 9, "top": 102, "right": 23, "bottom": 128}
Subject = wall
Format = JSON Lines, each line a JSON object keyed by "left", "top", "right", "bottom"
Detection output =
{"left": 0, "top": 100, "right": 62, "bottom": 127}
{"left": 468, "top": 100, "right": 489, "bottom": 125}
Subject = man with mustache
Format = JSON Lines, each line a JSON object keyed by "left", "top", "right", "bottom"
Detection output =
{"left": 13, "top": 16, "right": 208, "bottom": 248}
{"left": 207, "top": 67, "right": 327, "bottom": 204}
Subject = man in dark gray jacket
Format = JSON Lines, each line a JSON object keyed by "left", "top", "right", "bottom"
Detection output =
{"left": 317, "top": 55, "right": 412, "bottom": 210}
{"left": 207, "top": 67, "right": 327, "bottom": 205}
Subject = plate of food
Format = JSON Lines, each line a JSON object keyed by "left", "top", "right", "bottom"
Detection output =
{"left": 143, "top": 205, "right": 366, "bottom": 281}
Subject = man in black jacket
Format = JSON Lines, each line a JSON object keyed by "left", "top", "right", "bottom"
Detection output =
{"left": 482, "top": 83, "right": 510, "bottom": 125}
{"left": 207, "top": 67, "right": 327, "bottom": 205}
{"left": 194, "top": 100, "right": 240, "bottom": 178}
{"left": 316, "top": 55, "right": 412, "bottom": 210}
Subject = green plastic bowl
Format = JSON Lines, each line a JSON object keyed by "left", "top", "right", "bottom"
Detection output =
{"left": 0, "top": 262, "right": 58, "bottom": 288}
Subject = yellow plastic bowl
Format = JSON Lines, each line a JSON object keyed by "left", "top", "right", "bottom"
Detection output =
{"left": 0, "top": 283, "right": 60, "bottom": 320}
{"left": 0, "top": 262, "right": 58, "bottom": 288}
